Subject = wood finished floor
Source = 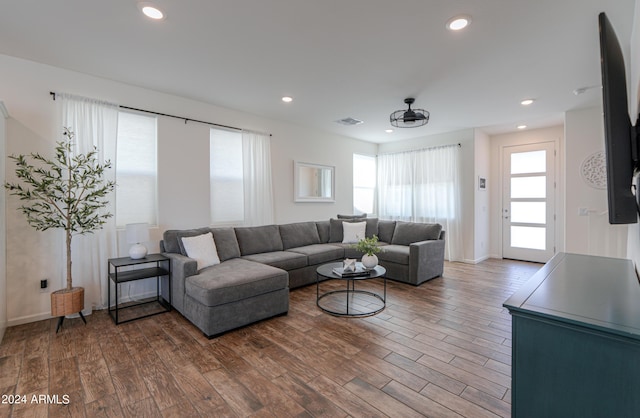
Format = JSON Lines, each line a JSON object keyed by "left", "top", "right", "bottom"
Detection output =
{"left": 0, "top": 258, "right": 540, "bottom": 418}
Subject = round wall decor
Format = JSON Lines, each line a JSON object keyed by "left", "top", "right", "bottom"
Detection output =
{"left": 580, "top": 151, "right": 607, "bottom": 189}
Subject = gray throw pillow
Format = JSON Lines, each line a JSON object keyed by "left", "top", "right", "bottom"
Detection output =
{"left": 377, "top": 220, "right": 397, "bottom": 243}
{"left": 337, "top": 214, "right": 367, "bottom": 219}
{"left": 210, "top": 227, "right": 241, "bottom": 261}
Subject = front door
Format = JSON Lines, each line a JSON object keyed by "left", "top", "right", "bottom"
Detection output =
{"left": 502, "top": 142, "right": 556, "bottom": 263}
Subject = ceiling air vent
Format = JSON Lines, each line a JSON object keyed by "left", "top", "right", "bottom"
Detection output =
{"left": 335, "top": 117, "right": 363, "bottom": 126}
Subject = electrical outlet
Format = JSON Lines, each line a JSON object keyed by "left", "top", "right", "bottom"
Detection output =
{"left": 40, "top": 278, "right": 48, "bottom": 292}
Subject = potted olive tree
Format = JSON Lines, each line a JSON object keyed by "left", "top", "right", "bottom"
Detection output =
{"left": 4, "top": 128, "right": 115, "bottom": 331}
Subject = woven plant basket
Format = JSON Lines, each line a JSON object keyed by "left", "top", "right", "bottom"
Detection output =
{"left": 51, "top": 287, "right": 84, "bottom": 317}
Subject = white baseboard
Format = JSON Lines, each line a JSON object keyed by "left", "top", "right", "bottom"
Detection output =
{"left": 460, "top": 255, "right": 490, "bottom": 265}
{"left": 8, "top": 312, "right": 53, "bottom": 327}
{"left": 8, "top": 290, "right": 159, "bottom": 327}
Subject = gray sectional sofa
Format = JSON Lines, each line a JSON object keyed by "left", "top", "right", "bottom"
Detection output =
{"left": 160, "top": 218, "right": 445, "bottom": 337}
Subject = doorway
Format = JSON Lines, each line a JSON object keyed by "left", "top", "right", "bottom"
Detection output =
{"left": 502, "top": 142, "right": 556, "bottom": 263}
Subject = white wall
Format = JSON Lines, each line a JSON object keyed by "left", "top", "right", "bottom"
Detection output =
{"left": 0, "top": 101, "right": 7, "bottom": 342}
{"left": 565, "top": 107, "right": 627, "bottom": 258}
{"left": 474, "top": 130, "right": 491, "bottom": 263}
{"left": 0, "top": 53, "right": 377, "bottom": 326}
{"left": 378, "top": 129, "right": 480, "bottom": 263}
{"left": 489, "top": 125, "right": 565, "bottom": 259}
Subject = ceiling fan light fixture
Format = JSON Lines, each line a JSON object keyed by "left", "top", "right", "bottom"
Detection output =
{"left": 390, "top": 98, "right": 429, "bottom": 128}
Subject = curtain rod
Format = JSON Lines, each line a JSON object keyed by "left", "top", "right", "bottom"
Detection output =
{"left": 50, "top": 92, "right": 271, "bottom": 136}
{"left": 379, "top": 142, "right": 461, "bottom": 156}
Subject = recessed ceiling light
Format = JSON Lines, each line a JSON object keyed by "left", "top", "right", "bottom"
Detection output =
{"left": 517, "top": 124, "right": 528, "bottom": 130}
{"left": 446, "top": 15, "right": 472, "bottom": 31}
{"left": 281, "top": 96, "right": 293, "bottom": 103}
{"left": 385, "top": 129, "right": 394, "bottom": 133}
{"left": 138, "top": 3, "right": 165, "bottom": 20}
{"left": 520, "top": 99, "right": 535, "bottom": 106}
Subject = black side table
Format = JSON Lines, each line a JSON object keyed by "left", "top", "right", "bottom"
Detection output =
{"left": 107, "top": 253, "right": 171, "bottom": 324}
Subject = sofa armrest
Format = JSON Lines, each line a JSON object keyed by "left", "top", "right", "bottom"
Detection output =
{"left": 409, "top": 239, "right": 445, "bottom": 285}
{"left": 162, "top": 252, "right": 198, "bottom": 313}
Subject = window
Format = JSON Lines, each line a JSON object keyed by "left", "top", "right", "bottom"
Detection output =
{"left": 210, "top": 128, "right": 244, "bottom": 224}
{"left": 353, "top": 154, "right": 376, "bottom": 215}
{"left": 115, "top": 111, "right": 158, "bottom": 227}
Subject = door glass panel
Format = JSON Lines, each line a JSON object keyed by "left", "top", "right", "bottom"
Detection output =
{"left": 511, "top": 176, "right": 546, "bottom": 198}
{"left": 511, "top": 150, "right": 546, "bottom": 174}
{"left": 511, "top": 202, "right": 546, "bottom": 224}
{"left": 511, "top": 226, "right": 546, "bottom": 250}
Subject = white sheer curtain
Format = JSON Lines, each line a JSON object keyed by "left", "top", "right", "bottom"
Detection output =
{"left": 377, "top": 144, "right": 463, "bottom": 261}
{"left": 242, "top": 130, "right": 274, "bottom": 226}
{"left": 57, "top": 93, "right": 119, "bottom": 313}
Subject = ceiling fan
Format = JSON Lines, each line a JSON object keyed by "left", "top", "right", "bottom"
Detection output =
{"left": 390, "top": 98, "right": 429, "bottom": 128}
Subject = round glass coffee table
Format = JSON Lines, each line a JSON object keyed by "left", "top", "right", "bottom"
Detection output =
{"left": 316, "top": 262, "right": 386, "bottom": 317}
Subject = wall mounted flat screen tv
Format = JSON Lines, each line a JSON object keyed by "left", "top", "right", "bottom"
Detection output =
{"left": 599, "top": 12, "right": 639, "bottom": 224}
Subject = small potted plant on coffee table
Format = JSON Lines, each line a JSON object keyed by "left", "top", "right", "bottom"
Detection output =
{"left": 354, "top": 235, "right": 382, "bottom": 269}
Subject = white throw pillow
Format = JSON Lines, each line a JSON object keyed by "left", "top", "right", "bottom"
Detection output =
{"left": 181, "top": 232, "right": 221, "bottom": 270}
{"left": 342, "top": 221, "right": 366, "bottom": 244}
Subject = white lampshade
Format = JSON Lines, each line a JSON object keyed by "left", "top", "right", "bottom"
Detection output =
{"left": 126, "top": 223, "right": 150, "bottom": 259}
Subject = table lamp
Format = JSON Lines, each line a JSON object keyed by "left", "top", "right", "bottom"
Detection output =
{"left": 126, "top": 222, "right": 150, "bottom": 259}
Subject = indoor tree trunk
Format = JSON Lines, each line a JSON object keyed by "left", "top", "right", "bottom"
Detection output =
{"left": 66, "top": 228, "right": 72, "bottom": 290}
{"left": 50, "top": 228, "right": 84, "bottom": 318}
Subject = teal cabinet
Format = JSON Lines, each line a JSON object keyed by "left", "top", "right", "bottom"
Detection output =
{"left": 504, "top": 253, "right": 640, "bottom": 418}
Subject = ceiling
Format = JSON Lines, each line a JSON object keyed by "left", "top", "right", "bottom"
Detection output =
{"left": 0, "top": 0, "right": 636, "bottom": 143}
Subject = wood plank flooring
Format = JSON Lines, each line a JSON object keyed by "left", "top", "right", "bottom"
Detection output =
{"left": 0, "top": 258, "right": 540, "bottom": 417}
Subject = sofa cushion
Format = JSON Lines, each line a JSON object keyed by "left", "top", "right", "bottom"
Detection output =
{"left": 235, "top": 225, "right": 283, "bottom": 255}
{"left": 377, "top": 245, "right": 410, "bottom": 265}
{"left": 287, "top": 244, "right": 344, "bottom": 265}
{"left": 181, "top": 232, "right": 220, "bottom": 271}
{"left": 242, "top": 251, "right": 307, "bottom": 270}
{"left": 329, "top": 218, "right": 379, "bottom": 243}
{"left": 391, "top": 222, "right": 442, "bottom": 245}
{"left": 316, "top": 221, "right": 331, "bottom": 243}
{"left": 377, "top": 220, "right": 396, "bottom": 243}
{"left": 279, "top": 222, "right": 321, "bottom": 250}
{"left": 185, "top": 258, "right": 288, "bottom": 307}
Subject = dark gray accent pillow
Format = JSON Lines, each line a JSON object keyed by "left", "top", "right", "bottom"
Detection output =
{"left": 337, "top": 214, "right": 367, "bottom": 219}
{"left": 163, "top": 227, "right": 211, "bottom": 254}
{"left": 316, "top": 220, "right": 331, "bottom": 243}
{"left": 391, "top": 222, "right": 443, "bottom": 245}
{"left": 279, "top": 222, "right": 321, "bottom": 250}
{"left": 329, "top": 218, "right": 379, "bottom": 242}
{"left": 377, "top": 220, "right": 397, "bottom": 243}
{"left": 234, "top": 225, "right": 283, "bottom": 255}
{"left": 210, "top": 227, "right": 241, "bottom": 261}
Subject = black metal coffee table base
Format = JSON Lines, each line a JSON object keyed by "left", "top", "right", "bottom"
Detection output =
{"left": 316, "top": 262, "right": 386, "bottom": 317}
